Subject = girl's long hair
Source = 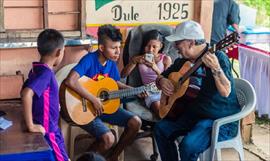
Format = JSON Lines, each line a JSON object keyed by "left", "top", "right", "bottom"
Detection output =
{"left": 140, "top": 30, "right": 164, "bottom": 54}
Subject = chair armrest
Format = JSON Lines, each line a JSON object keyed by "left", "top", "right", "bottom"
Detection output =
{"left": 211, "top": 112, "right": 241, "bottom": 145}
{"left": 208, "top": 108, "right": 248, "bottom": 161}
{"left": 209, "top": 104, "right": 255, "bottom": 161}
{"left": 212, "top": 103, "right": 255, "bottom": 136}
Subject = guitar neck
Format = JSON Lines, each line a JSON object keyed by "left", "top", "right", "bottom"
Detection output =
{"left": 108, "top": 86, "right": 146, "bottom": 99}
{"left": 179, "top": 43, "right": 222, "bottom": 84}
{"left": 179, "top": 45, "right": 209, "bottom": 84}
{"left": 179, "top": 58, "right": 203, "bottom": 84}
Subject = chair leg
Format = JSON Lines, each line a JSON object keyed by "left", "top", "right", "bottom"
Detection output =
{"left": 238, "top": 149, "right": 244, "bottom": 161}
{"left": 69, "top": 126, "right": 77, "bottom": 161}
{"left": 215, "top": 149, "right": 221, "bottom": 161}
{"left": 199, "top": 148, "right": 210, "bottom": 161}
{"left": 150, "top": 135, "right": 159, "bottom": 161}
{"left": 199, "top": 153, "right": 204, "bottom": 161}
{"left": 236, "top": 143, "right": 244, "bottom": 161}
{"left": 69, "top": 126, "right": 88, "bottom": 160}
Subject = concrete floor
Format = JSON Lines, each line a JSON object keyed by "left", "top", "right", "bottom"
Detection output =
{"left": 74, "top": 124, "right": 269, "bottom": 161}
{"left": 124, "top": 124, "right": 270, "bottom": 161}
{"left": 252, "top": 124, "right": 270, "bottom": 156}
{"left": 124, "top": 137, "right": 263, "bottom": 161}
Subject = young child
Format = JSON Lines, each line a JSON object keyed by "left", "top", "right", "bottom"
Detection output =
{"left": 121, "top": 29, "right": 172, "bottom": 116}
{"left": 21, "top": 29, "right": 69, "bottom": 161}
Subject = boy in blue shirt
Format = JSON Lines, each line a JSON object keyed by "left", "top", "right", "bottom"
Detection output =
{"left": 65, "top": 25, "right": 142, "bottom": 161}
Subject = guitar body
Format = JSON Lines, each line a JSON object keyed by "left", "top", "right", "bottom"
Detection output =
{"left": 159, "top": 61, "right": 192, "bottom": 118}
{"left": 60, "top": 76, "right": 120, "bottom": 125}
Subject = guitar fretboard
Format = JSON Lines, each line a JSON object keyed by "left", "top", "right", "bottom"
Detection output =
{"left": 108, "top": 86, "right": 147, "bottom": 99}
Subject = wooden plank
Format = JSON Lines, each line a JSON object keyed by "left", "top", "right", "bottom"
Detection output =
{"left": 0, "top": 103, "right": 51, "bottom": 155}
{"left": 5, "top": 8, "right": 43, "bottom": 30}
{"left": 193, "top": 0, "right": 213, "bottom": 42}
{"left": 48, "top": 0, "right": 79, "bottom": 12}
{"left": 0, "top": 74, "right": 24, "bottom": 99}
{"left": 47, "top": 0, "right": 80, "bottom": 31}
{"left": 80, "top": 0, "right": 86, "bottom": 38}
{"left": 48, "top": 14, "right": 79, "bottom": 31}
{"left": 242, "top": 112, "right": 256, "bottom": 125}
{"left": 199, "top": 0, "right": 213, "bottom": 42}
{"left": 193, "top": 0, "right": 201, "bottom": 23}
{"left": 4, "top": 0, "right": 42, "bottom": 7}
{"left": 0, "top": 0, "right": 4, "bottom": 32}
{"left": 4, "top": 6, "right": 43, "bottom": 8}
{"left": 48, "top": 11, "right": 80, "bottom": 15}
{"left": 43, "top": 0, "right": 48, "bottom": 28}
{"left": 241, "top": 124, "right": 253, "bottom": 144}
{"left": 0, "top": 30, "right": 81, "bottom": 39}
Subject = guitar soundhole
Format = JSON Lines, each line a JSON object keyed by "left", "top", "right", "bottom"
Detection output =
{"left": 99, "top": 91, "right": 109, "bottom": 101}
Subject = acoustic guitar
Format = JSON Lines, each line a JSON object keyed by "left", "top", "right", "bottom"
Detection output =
{"left": 159, "top": 32, "right": 239, "bottom": 119}
{"left": 60, "top": 76, "right": 159, "bottom": 125}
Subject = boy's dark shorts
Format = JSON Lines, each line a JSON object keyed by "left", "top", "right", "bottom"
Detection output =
{"left": 80, "top": 108, "right": 135, "bottom": 138}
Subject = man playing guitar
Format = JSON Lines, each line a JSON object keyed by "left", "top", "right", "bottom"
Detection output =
{"left": 154, "top": 20, "right": 240, "bottom": 161}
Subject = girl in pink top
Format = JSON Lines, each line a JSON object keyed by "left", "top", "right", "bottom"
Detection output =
{"left": 121, "top": 30, "right": 172, "bottom": 116}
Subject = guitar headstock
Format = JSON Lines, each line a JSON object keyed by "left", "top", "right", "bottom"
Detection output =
{"left": 145, "top": 82, "right": 160, "bottom": 94}
{"left": 213, "top": 32, "right": 240, "bottom": 52}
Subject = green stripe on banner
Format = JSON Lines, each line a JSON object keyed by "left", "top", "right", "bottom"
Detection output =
{"left": 96, "top": 0, "right": 114, "bottom": 10}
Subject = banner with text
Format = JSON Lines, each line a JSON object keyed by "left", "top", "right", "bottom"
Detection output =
{"left": 86, "top": 0, "right": 194, "bottom": 37}
{"left": 86, "top": 0, "right": 194, "bottom": 27}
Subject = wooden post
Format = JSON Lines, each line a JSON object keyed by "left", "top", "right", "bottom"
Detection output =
{"left": 193, "top": 0, "right": 213, "bottom": 42}
{"left": 80, "top": 0, "right": 86, "bottom": 38}
{"left": 0, "top": 0, "right": 5, "bottom": 32}
{"left": 242, "top": 112, "right": 255, "bottom": 143}
{"left": 43, "top": 0, "right": 48, "bottom": 28}
{"left": 193, "top": 0, "right": 202, "bottom": 23}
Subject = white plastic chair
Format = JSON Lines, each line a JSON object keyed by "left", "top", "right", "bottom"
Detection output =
{"left": 199, "top": 78, "right": 257, "bottom": 161}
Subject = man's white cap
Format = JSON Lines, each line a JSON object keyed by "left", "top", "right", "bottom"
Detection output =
{"left": 166, "top": 20, "right": 205, "bottom": 42}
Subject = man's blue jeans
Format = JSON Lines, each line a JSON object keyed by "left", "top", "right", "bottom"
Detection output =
{"left": 154, "top": 112, "right": 238, "bottom": 161}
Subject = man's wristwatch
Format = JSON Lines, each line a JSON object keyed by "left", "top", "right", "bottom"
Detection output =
{"left": 212, "top": 68, "right": 222, "bottom": 77}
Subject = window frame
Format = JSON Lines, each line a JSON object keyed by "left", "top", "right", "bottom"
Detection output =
{"left": 0, "top": 0, "right": 86, "bottom": 39}
{"left": 0, "top": 0, "right": 4, "bottom": 33}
